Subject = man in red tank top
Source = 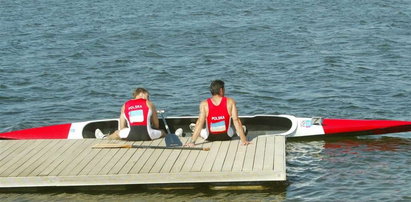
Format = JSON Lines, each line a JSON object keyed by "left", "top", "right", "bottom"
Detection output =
{"left": 186, "top": 80, "right": 250, "bottom": 146}
{"left": 101, "top": 88, "right": 165, "bottom": 141}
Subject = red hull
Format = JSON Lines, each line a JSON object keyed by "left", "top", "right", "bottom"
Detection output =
{"left": 1, "top": 117, "right": 410, "bottom": 140}
{"left": 0, "top": 124, "right": 71, "bottom": 140}
{"left": 323, "top": 119, "right": 411, "bottom": 136}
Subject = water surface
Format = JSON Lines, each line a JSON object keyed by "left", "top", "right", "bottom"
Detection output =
{"left": 1, "top": 0, "right": 410, "bottom": 201}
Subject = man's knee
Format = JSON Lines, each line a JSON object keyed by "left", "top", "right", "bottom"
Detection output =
{"left": 107, "top": 131, "right": 121, "bottom": 140}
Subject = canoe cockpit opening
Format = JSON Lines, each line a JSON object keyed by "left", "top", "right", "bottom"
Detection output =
{"left": 78, "top": 116, "right": 294, "bottom": 139}
{"left": 164, "top": 116, "right": 293, "bottom": 136}
{"left": 241, "top": 116, "right": 293, "bottom": 136}
{"left": 82, "top": 120, "right": 119, "bottom": 138}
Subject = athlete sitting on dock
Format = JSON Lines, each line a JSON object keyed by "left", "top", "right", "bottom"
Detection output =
{"left": 185, "top": 80, "right": 250, "bottom": 146}
{"left": 95, "top": 88, "right": 166, "bottom": 141}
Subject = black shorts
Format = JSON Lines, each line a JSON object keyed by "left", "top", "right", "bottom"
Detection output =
{"left": 126, "top": 126, "right": 152, "bottom": 141}
{"left": 206, "top": 133, "right": 232, "bottom": 141}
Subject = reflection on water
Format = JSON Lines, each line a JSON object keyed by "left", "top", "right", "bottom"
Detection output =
{"left": 323, "top": 136, "right": 411, "bottom": 152}
{"left": 286, "top": 136, "right": 411, "bottom": 201}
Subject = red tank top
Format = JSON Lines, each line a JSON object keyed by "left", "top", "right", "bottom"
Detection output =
{"left": 124, "top": 99, "right": 149, "bottom": 126}
{"left": 207, "top": 97, "right": 230, "bottom": 134}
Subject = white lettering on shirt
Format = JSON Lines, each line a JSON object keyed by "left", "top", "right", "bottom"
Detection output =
{"left": 211, "top": 116, "right": 225, "bottom": 121}
{"left": 128, "top": 105, "right": 143, "bottom": 110}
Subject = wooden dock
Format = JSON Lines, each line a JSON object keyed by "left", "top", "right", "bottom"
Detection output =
{"left": 0, "top": 135, "right": 285, "bottom": 188}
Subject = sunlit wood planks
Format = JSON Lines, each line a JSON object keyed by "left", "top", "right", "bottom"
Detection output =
{"left": 0, "top": 135, "right": 285, "bottom": 188}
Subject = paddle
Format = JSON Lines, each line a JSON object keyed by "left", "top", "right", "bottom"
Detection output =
{"left": 92, "top": 143, "right": 209, "bottom": 151}
{"left": 157, "top": 110, "right": 183, "bottom": 147}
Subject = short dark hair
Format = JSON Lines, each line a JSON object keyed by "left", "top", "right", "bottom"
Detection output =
{"left": 209, "top": 80, "right": 224, "bottom": 95}
{"left": 132, "top": 88, "right": 148, "bottom": 98}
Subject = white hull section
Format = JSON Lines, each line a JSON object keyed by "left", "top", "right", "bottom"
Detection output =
{"left": 68, "top": 119, "right": 119, "bottom": 139}
{"left": 291, "top": 117, "right": 326, "bottom": 137}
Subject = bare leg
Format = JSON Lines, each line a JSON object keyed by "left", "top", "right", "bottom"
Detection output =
{"left": 106, "top": 130, "right": 121, "bottom": 140}
{"left": 160, "top": 130, "right": 167, "bottom": 138}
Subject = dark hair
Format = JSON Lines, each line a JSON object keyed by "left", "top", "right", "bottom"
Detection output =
{"left": 209, "top": 80, "right": 224, "bottom": 95}
{"left": 132, "top": 88, "right": 148, "bottom": 98}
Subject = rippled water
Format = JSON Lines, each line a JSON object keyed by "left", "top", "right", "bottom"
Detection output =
{"left": 1, "top": 0, "right": 410, "bottom": 201}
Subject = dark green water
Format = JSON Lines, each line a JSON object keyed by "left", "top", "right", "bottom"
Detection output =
{"left": 1, "top": 0, "right": 410, "bottom": 201}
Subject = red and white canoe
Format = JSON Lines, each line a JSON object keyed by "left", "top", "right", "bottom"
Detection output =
{"left": 0, "top": 115, "right": 410, "bottom": 140}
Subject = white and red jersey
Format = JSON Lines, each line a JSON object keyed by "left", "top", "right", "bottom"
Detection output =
{"left": 124, "top": 98, "right": 149, "bottom": 126}
{"left": 206, "top": 97, "right": 231, "bottom": 134}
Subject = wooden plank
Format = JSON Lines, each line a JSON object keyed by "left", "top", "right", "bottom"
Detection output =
{"left": 62, "top": 140, "right": 109, "bottom": 176}
{"left": 88, "top": 140, "right": 123, "bottom": 176}
{"left": 0, "top": 140, "right": 22, "bottom": 151}
{"left": 222, "top": 139, "right": 240, "bottom": 171}
{"left": 157, "top": 138, "right": 190, "bottom": 173}
{"left": 3, "top": 139, "right": 60, "bottom": 177}
{"left": 190, "top": 140, "right": 213, "bottom": 172}
{"left": 211, "top": 140, "right": 231, "bottom": 172}
{"left": 159, "top": 138, "right": 190, "bottom": 173}
{"left": 50, "top": 140, "right": 95, "bottom": 176}
{"left": 231, "top": 139, "right": 248, "bottom": 172}
{"left": 180, "top": 149, "right": 199, "bottom": 172}
{"left": 118, "top": 140, "right": 152, "bottom": 174}
{"left": 273, "top": 136, "right": 285, "bottom": 173}
{"left": 253, "top": 136, "right": 266, "bottom": 171}
{"left": 180, "top": 138, "right": 207, "bottom": 172}
{"left": 0, "top": 140, "right": 45, "bottom": 176}
{"left": 22, "top": 139, "right": 77, "bottom": 177}
{"left": 242, "top": 137, "right": 257, "bottom": 171}
{"left": 0, "top": 135, "right": 286, "bottom": 188}
{"left": 11, "top": 139, "right": 66, "bottom": 177}
{"left": 0, "top": 140, "right": 35, "bottom": 169}
{"left": 169, "top": 137, "right": 196, "bottom": 173}
{"left": 108, "top": 141, "right": 144, "bottom": 175}
{"left": 37, "top": 139, "right": 88, "bottom": 176}
{"left": 200, "top": 141, "right": 221, "bottom": 172}
{"left": 148, "top": 147, "right": 172, "bottom": 173}
{"left": 127, "top": 139, "right": 163, "bottom": 174}
{"left": 0, "top": 140, "right": 20, "bottom": 161}
{"left": 0, "top": 170, "right": 285, "bottom": 188}
{"left": 78, "top": 140, "right": 116, "bottom": 175}
{"left": 139, "top": 139, "right": 167, "bottom": 173}
{"left": 263, "top": 135, "right": 275, "bottom": 170}
{"left": 98, "top": 140, "right": 130, "bottom": 175}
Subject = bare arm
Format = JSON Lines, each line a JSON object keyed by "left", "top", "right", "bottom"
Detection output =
{"left": 148, "top": 101, "right": 160, "bottom": 129}
{"left": 119, "top": 104, "right": 127, "bottom": 130}
{"left": 228, "top": 98, "right": 250, "bottom": 145}
{"left": 186, "top": 101, "right": 207, "bottom": 146}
